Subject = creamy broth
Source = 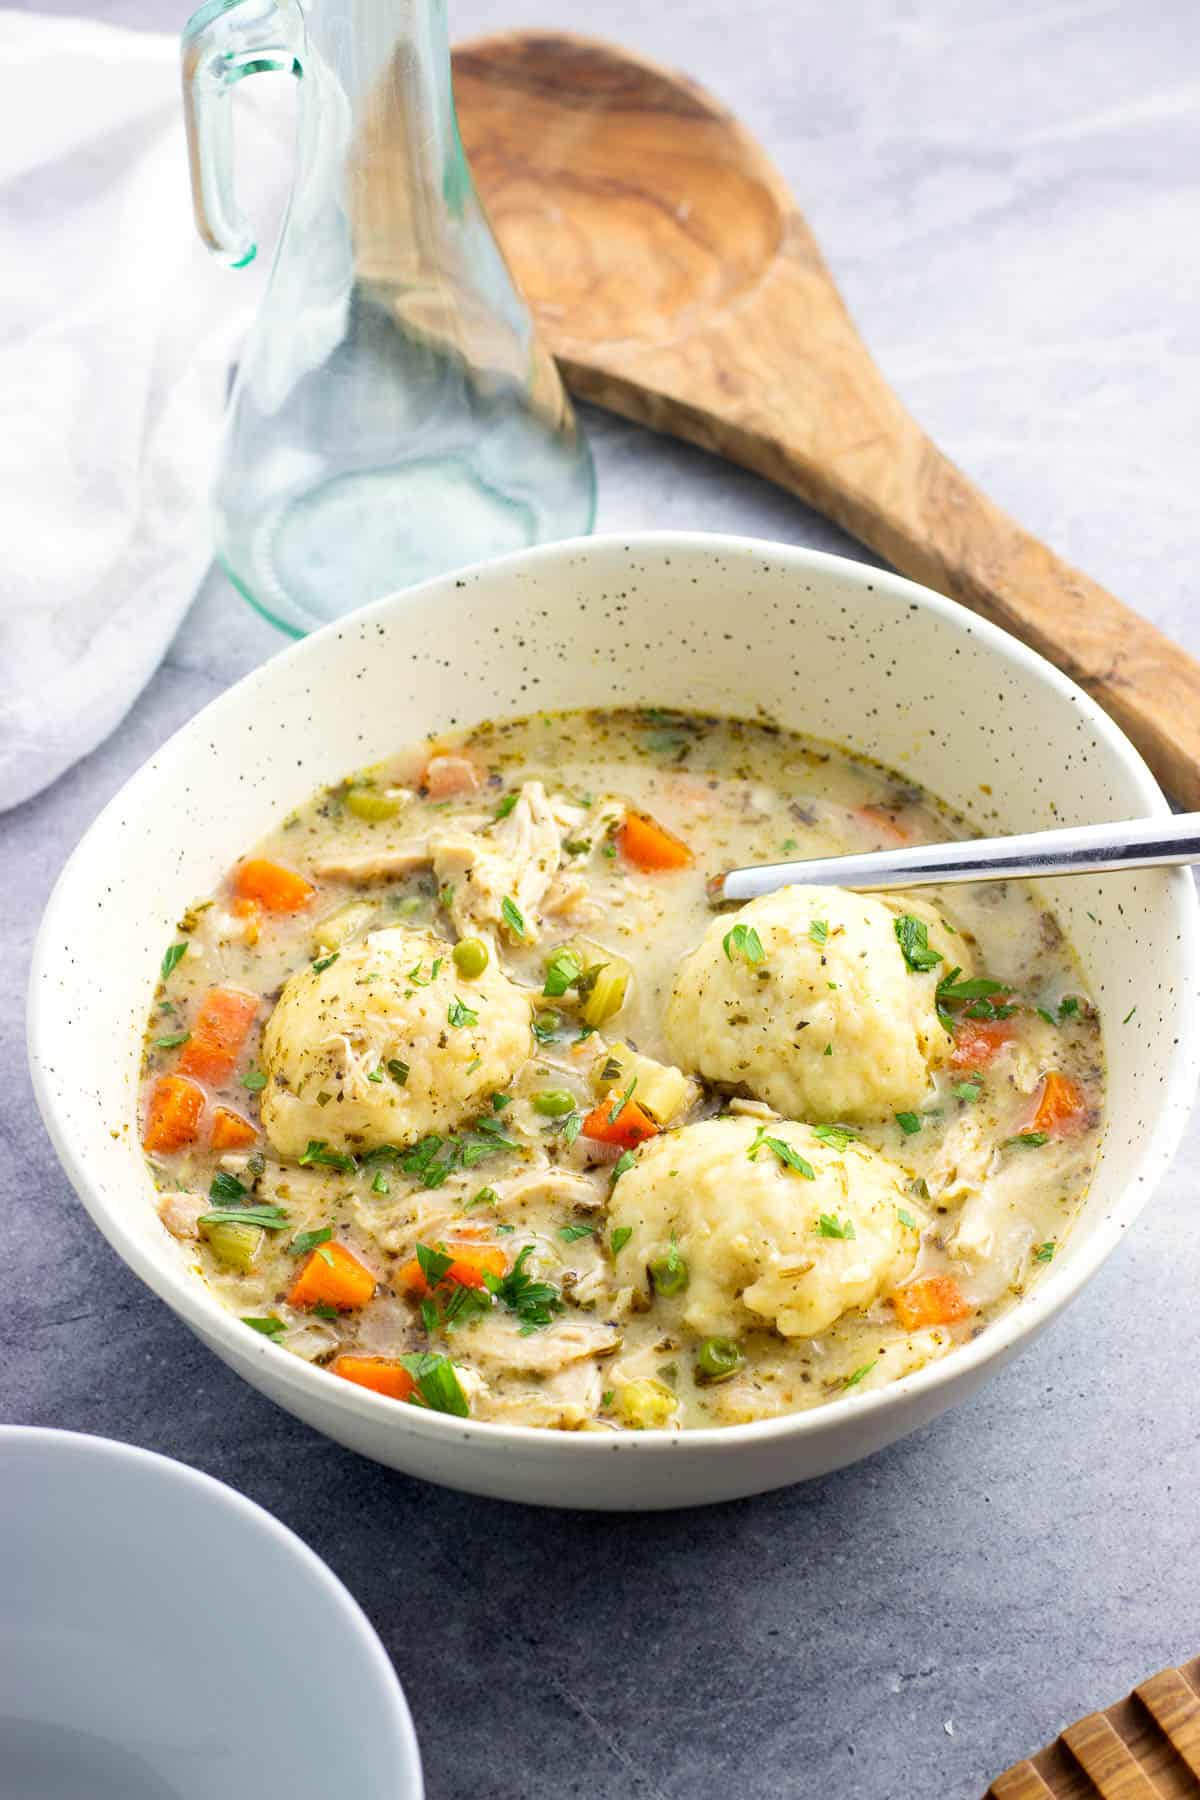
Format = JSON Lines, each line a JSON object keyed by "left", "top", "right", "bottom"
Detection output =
{"left": 141, "top": 710, "right": 1102, "bottom": 1431}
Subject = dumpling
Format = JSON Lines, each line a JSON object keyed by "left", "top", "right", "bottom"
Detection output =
{"left": 664, "top": 885, "right": 956, "bottom": 1121}
{"left": 608, "top": 1116, "right": 919, "bottom": 1339}
{"left": 260, "top": 926, "right": 531, "bottom": 1157}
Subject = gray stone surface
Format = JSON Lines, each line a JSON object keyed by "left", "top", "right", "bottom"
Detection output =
{"left": 5, "top": 2, "right": 1200, "bottom": 1796}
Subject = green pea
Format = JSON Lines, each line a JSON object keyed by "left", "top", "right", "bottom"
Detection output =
{"left": 696, "top": 1337, "right": 743, "bottom": 1383}
{"left": 452, "top": 937, "right": 489, "bottom": 978}
{"left": 648, "top": 1244, "right": 689, "bottom": 1297}
{"left": 532, "top": 1089, "right": 576, "bottom": 1117}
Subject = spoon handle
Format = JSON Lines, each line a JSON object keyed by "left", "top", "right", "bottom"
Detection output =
{"left": 718, "top": 814, "right": 1200, "bottom": 902}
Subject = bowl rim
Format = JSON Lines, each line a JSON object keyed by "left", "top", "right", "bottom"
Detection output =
{"left": 0, "top": 1424, "right": 424, "bottom": 1790}
{"left": 27, "top": 531, "right": 1200, "bottom": 1464}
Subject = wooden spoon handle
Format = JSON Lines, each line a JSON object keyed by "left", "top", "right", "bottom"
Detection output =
{"left": 559, "top": 220, "right": 1200, "bottom": 806}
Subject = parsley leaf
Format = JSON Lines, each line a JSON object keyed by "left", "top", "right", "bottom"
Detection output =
{"left": 242, "top": 1315, "right": 286, "bottom": 1337}
{"left": 1001, "top": 1132, "right": 1049, "bottom": 1150}
{"left": 501, "top": 895, "right": 528, "bottom": 939}
{"left": 611, "top": 1225, "right": 633, "bottom": 1254}
{"left": 396, "top": 1351, "right": 470, "bottom": 1416}
{"left": 288, "top": 1225, "right": 332, "bottom": 1258}
{"left": 559, "top": 1222, "right": 595, "bottom": 1242}
{"left": 1059, "top": 995, "right": 1080, "bottom": 1019}
{"left": 447, "top": 995, "right": 479, "bottom": 1029}
{"left": 299, "top": 1140, "right": 357, "bottom": 1172}
{"left": 1033, "top": 1240, "right": 1057, "bottom": 1264}
{"left": 494, "top": 792, "right": 518, "bottom": 820}
{"left": 815, "top": 1212, "right": 857, "bottom": 1240}
{"left": 844, "top": 1361, "right": 877, "bottom": 1388}
{"left": 209, "top": 1170, "right": 248, "bottom": 1203}
{"left": 952, "top": 1079, "right": 982, "bottom": 1103}
{"left": 723, "top": 923, "right": 766, "bottom": 966}
{"left": 608, "top": 1077, "right": 638, "bottom": 1125}
{"left": 808, "top": 919, "right": 828, "bottom": 947}
{"left": 811, "top": 1123, "right": 859, "bottom": 1152}
{"left": 484, "top": 1246, "right": 563, "bottom": 1332}
{"left": 895, "top": 1111, "right": 922, "bottom": 1136}
{"left": 611, "top": 1151, "right": 636, "bottom": 1183}
{"left": 415, "top": 1243, "right": 455, "bottom": 1289}
{"left": 894, "top": 913, "right": 943, "bottom": 973}
{"left": 386, "top": 1059, "right": 410, "bottom": 1086}
{"left": 543, "top": 947, "right": 583, "bottom": 998}
{"left": 312, "top": 952, "right": 340, "bottom": 974}
{"left": 241, "top": 1068, "right": 267, "bottom": 1091}
{"left": 748, "top": 1125, "right": 816, "bottom": 1179}
{"left": 200, "top": 1203, "right": 290, "bottom": 1231}
{"left": 160, "top": 942, "right": 187, "bottom": 982}
{"left": 896, "top": 1208, "right": 918, "bottom": 1230}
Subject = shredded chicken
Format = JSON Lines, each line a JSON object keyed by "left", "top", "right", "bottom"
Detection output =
{"left": 157, "top": 1192, "right": 208, "bottom": 1240}
{"left": 310, "top": 842, "right": 433, "bottom": 884}
{"left": 542, "top": 872, "right": 603, "bottom": 926}
{"left": 475, "top": 1359, "right": 604, "bottom": 1429}
{"left": 433, "top": 780, "right": 562, "bottom": 942}
{"left": 462, "top": 1316, "right": 620, "bottom": 1372}
{"left": 924, "top": 1113, "right": 998, "bottom": 1206}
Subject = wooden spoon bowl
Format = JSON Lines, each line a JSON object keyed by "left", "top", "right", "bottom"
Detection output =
{"left": 451, "top": 32, "right": 1200, "bottom": 807}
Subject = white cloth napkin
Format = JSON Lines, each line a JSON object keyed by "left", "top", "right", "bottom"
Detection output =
{"left": 0, "top": 11, "right": 291, "bottom": 813}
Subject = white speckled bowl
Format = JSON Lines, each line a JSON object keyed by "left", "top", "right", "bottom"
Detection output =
{"left": 28, "top": 535, "right": 1200, "bottom": 1509}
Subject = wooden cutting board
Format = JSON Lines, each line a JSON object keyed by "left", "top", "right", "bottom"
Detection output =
{"left": 988, "top": 1658, "right": 1200, "bottom": 1797}
{"left": 446, "top": 31, "right": 1200, "bottom": 809}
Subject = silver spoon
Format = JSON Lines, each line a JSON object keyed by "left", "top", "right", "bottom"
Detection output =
{"left": 715, "top": 814, "right": 1200, "bottom": 905}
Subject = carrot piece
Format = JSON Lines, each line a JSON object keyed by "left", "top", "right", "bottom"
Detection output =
{"left": 398, "top": 1244, "right": 508, "bottom": 1298}
{"left": 857, "top": 803, "right": 909, "bottom": 844}
{"left": 424, "top": 754, "right": 481, "bottom": 799}
{"left": 233, "top": 858, "right": 314, "bottom": 914}
{"left": 330, "top": 1356, "right": 416, "bottom": 1403}
{"left": 177, "top": 986, "right": 259, "bottom": 1085}
{"left": 581, "top": 1096, "right": 661, "bottom": 1150}
{"left": 143, "top": 1074, "right": 205, "bottom": 1153}
{"left": 616, "top": 811, "right": 694, "bottom": 872}
{"left": 209, "top": 1107, "right": 257, "bottom": 1150}
{"left": 949, "top": 1017, "right": 1016, "bottom": 1068}
{"left": 287, "top": 1241, "right": 377, "bottom": 1311}
{"left": 892, "top": 1274, "right": 970, "bottom": 1331}
{"left": 1030, "top": 1070, "right": 1089, "bottom": 1138}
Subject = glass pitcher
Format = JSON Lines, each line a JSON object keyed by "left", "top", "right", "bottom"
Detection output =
{"left": 182, "top": 0, "right": 595, "bottom": 635}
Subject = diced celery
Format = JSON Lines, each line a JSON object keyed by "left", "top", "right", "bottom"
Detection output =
{"left": 580, "top": 964, "right": 629, "bottom": 1028}
{"left": 617, "top": 1378, "right": 678, "bottom": 1430}
{"left": 310, "top": 901, "right": 377, "bottom": 955}
{"left": 345, "top": 786, "right": 404, "bottom": 822}
{"left": 596, "top": 1041, "right": 696, "bottom": 1125}
{"left": 202, "top": 1220, "right": 264, "bottom": 1272}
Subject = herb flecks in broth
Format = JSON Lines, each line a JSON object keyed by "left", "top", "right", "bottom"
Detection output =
{"left": 139, "top": 710, "right": 1103, "bottom": 1432}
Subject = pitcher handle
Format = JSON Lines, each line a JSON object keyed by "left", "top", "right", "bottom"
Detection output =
{"left": 181, "top": 0, "right": 306, "bottom": 268}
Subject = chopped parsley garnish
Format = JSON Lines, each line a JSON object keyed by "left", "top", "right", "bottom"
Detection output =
{"left": 823, "top": 1044, "right": 833, "bottom": 1057}
{"left": 808, "top": 918, "right": 828, "bottom": 947}
{"left": 815, "top": 1212, "right": 856, "bottom": 1240}
{"left": 608, "top": 1077, "right": 638, "bottom": 1125}
{"left": 386, "top": 1059, "right": 410, "bottom": 1087}
{"left": 399, "top": 1116, "right": 518, "bottom": 1188}
{"left": 367, "top": 1068, "right": 384, "bottom": 1083}
{"left": 371, "top": 1171, "right": 390, "bottom": 1195}
{"left": 483, "top": 1246, "right": 563, "bottom": 1333}
{"left": 415, "top": 1243, "right": 455, "bottom": 1288}
{"left": 447, "top": 995, "right": 479, "bottom": 1029}
{"left": 748, "top": 1125, "right": 816, "bottom": 1180}
{"left": 844, "top": 1361, "right": 876, "bottom": 1388}
{"left": 1033, "top": 1240, "right": 1057, "bottom": 1264}
{"left": 160, "top": 942, "right": 187, "bottom": 982}
{"left": 311, "top": 952, "right": 339, "bottom": 974}
{"left": 1122, "top": 1005, "right": 1137, "bottom": 1025}
{"left": 501, "top": 895, "right": 528, "bottom": 938}
{"left": 155, "top": 1032, "right": 191, "bottom": 1049}
{"left": 723, "top": 923, "right": 766, "bottom": 966}
{"left": 200, "top": 1203, "right": 290, "bottom": 1231}
{"left": 895, "top": 1111, "right": 922, "bottom": 1136}
{"left": 811, "top": 1123, "right": 859, "bottom": 1152}
{"left": 396, "top": 1351, "right": 470, "bottom": 1416}
{"left": 1059, "top": 995, "right": 1080, "bottom": 1018}
{"left": 935, "top": 969, "right": 1013, "bottom": 1026}
{"left": 298, "top": 1140, "right": 357, "bottom": 1172}
{"left": 952, "top": 1079, "right": 982, "bottom": 1103}
{"left": 1002, "top": 1132, "right": 1049, "bottom": 1150}
{"left": 894, "top": 913, "right": 942, "bottom": 973}
{"left": 241, "top": 1068, "right": 267, "bottom": 1091}
{"left": 288, "top": 1225, "right": 332, "bottom": 1258}
{"left": 209, "top": 1170, "right": 248, "bottom": 1203}
{"left": 543, "top": 947, "right": 583, "bottom": 998}
{"left": 494, "top": 792, "right": 518, "bottom": 820}
{"left": 611, "top": 1225, "right": 633, "bottom": 1254}
{"left": 464, "top": 1185, "right": 499, "bottom": 1210}
{"left": 611, "top": 1151, "right": 636, "bottom": 1182}
{"left": 492, "top": 1092, "right": 513, "bottom": 1111}
{"left": 896, "top": 1208, "right": 918, "bottom": 1230}
{"left": 242, "top": 1315, "right": 286, "bottom": 1337}
{"left": 1036, "top": 1006, "right": 1057, "bottom": 1027}
{"left": 559, "top": 1222, "right": 596, "bottom": 1242}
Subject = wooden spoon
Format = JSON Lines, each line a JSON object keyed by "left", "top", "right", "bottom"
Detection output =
{"left": 451, "top": 32, "right": 1200, "bottom": 807}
